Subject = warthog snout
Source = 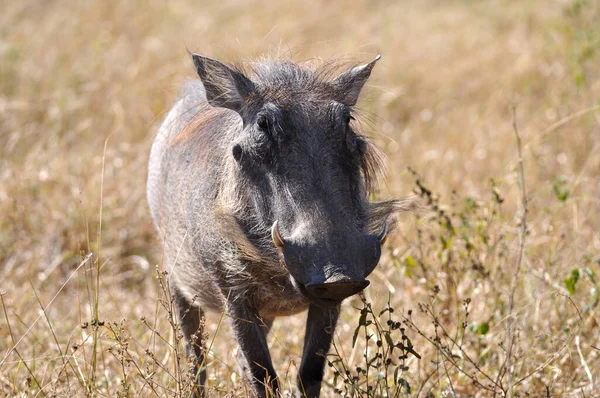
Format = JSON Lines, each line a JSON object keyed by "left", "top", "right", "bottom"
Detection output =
{"left": 271, "top": 221, "right": 387, "bottom": 307}
{"left": 304, "top": 279, "right": 370, "bottom": 302}
{"left": 273, "top": 220, "right": 384, "bottom": 306}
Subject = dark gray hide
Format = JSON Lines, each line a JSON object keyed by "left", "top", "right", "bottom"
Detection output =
{"left": 147, "top": 54, "right": 405, "bottom": 397}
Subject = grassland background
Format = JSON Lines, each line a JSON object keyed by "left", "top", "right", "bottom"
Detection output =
{"left": 1, "top": 0, "right": 599, "bottom": 396}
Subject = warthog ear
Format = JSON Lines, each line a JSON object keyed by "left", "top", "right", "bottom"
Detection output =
{"left": 192, "top": 54, "right": 255, "bottom": 114}
{"left": 331, "top": 54, "right": 381, "bottom": 107}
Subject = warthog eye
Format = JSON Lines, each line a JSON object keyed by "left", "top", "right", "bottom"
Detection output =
{"left": 257, "top": 115, "right": 269, "bottom": 131}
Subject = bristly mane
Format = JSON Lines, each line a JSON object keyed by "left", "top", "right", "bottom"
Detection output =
{"left": 239, "top": 58, "right": 347, "bottom": 98}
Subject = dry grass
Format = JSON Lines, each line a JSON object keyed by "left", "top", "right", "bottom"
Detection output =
{"left": 1, "top": 0, "right": 599, "bottom": 396}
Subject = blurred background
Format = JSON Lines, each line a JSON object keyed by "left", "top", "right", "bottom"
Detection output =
{"left": 1, "top": 0, "right": 599, "bottom": 396}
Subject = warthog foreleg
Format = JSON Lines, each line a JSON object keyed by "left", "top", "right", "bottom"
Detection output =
{"left": 236, "top": 317, "right": 274, "bottom": 380}
{"left": 228, "top": 302, "right": 279, "bottom": 396}
{"left": 297, "top": 305, "right": 340, "bottom": 398}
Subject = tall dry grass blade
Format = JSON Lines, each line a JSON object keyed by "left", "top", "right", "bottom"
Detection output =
{"left": 575, "top": 335, "right": 594, "bottom": 392}
{"left": 506, "top": 106, "right": 528, "bottom": 398}
{"left": 89, "top": 134, "right": 112, "bottom": 392}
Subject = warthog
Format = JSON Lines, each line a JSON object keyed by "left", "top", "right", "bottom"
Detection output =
{"left": 147, "top": 53, "right": 408, "bottom": 397}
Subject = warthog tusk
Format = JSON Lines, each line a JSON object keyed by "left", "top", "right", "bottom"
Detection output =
{"left": 271, "top": 220, "right": 285, "bottom": 250}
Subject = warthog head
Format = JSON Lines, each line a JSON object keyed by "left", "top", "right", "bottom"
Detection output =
{"left": 193, "top": 54, "right": 391, "bottom": 307}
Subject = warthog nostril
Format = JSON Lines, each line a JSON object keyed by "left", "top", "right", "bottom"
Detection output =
{"left": 305, "top": 280, "right": 370, "bottom": 301}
